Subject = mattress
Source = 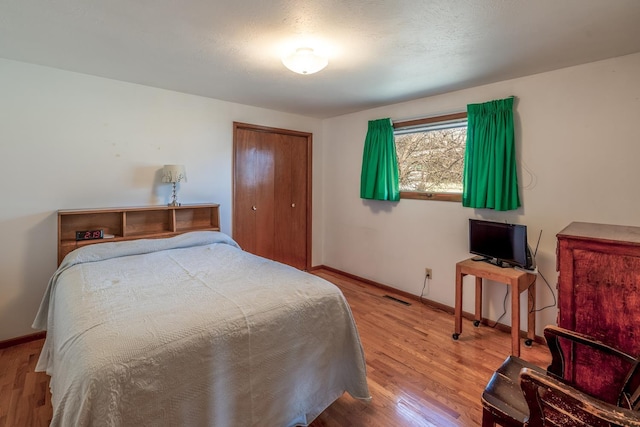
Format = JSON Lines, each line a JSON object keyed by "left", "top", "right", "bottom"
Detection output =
{"left": 33, "top": 231, "right": 370, "bottom": 426}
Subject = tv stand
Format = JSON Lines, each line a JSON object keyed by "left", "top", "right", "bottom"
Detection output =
{"left": 452, "top": 258, "right": 537, "bottom": 356}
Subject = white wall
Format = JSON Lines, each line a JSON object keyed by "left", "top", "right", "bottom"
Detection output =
{"left": 321, "top": 53, "right": 640, "bottom": 335}
{"left": 3, "top": 53, "right": 639, "bottom": 342}
{"left": 0, "top": 58, "right": 323, "bottom": 341}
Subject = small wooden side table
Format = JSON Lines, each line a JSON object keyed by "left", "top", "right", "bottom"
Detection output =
{"left": 452, "top": 258, "right": 537, "bottom": 356}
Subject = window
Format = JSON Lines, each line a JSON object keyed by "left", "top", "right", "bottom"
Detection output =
{"left": 394, "top": 112, "right": 467, "bottom": 202}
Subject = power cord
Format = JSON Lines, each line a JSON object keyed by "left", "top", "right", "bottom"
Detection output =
{"left": 491, "top": 269, "right": 555, "bottom": 329}
{"left": 529, "top": 269, "right": 557, "bottom": 313}
{"left": 419, "top": 272, "right": 430, "bottom": 302}
{"left": 489, "top": 288, "right": 509, "bottom": 328}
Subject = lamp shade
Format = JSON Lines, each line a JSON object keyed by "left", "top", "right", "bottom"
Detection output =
{"left": 282, "top": 48, "right": 328, "bottom": 75}
{"left": 162, "top": 164, "right": 187, "bottom": 183}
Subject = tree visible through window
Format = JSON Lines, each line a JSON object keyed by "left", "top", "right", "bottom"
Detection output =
{"left": 394, "top": 112, "right": 467, "bottom": 201}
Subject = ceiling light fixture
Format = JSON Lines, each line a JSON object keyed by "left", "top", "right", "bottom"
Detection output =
{"left": 282, "top": 47, "right": 328, "bottom": 75}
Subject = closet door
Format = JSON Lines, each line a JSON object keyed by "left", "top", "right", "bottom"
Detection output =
{"left": 233, "top": 123, "right": 311, "bottom": 270}
{"left": 273, "top": 133, "right": 308, "bottom": 269}
{"left": 233, "top": 127, "right": 275, "bottom": 259}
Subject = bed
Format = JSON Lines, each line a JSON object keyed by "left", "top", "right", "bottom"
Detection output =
{"left": 33, "top": 231, "right": 370, "bottom": 426}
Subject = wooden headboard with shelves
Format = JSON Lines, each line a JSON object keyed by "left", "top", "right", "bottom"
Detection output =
{"left": 58, "top": 204, "right": 220, "bottom": 265}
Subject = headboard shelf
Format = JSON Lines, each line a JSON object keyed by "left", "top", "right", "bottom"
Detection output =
{"left": 58, "top": 204, "right": 220, "bottom": 265}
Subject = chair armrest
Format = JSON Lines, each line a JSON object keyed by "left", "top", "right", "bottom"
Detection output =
{"left": 520, "top": 367, "right": 640, "bottom": 427}
{"left": 544, "top": 325, "right": 637, "bottom": 378}
{"left": 544, "top": 325, "right": 640, "bottom": 408}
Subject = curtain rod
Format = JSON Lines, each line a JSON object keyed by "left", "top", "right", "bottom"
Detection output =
{"left": 391, "top": 95, "right": 515, "bottom": 128}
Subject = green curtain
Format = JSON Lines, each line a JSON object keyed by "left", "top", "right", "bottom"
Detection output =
{"left": 462, "top": 97, "right": 520, "bottom": 211}
{"left": 360, "top": 118, "right": 400, "bottom": 201}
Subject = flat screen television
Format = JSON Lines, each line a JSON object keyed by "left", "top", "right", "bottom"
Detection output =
{"left": 468, "top": 219, "right": 535, "bottom": 270}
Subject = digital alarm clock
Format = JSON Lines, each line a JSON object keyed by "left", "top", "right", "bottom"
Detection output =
{"left": 75, "top": 229, "right": 104, "bottom": 241}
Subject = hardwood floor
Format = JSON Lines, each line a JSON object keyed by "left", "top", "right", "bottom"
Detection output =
{"left": 0, "top": 268, "right": 550, "bottom": 426}
{"left": 0, "top": 339, "right": 50, "bottom": 427}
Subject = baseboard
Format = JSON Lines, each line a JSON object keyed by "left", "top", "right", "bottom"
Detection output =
{"left": 314, "top": 264, "right": 545, "bottom": 345}
{"left": 0, "top": 331, "right": 46, "bottom": 349}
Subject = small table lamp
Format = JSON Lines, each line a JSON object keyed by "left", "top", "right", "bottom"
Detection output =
{"left": 162, "top": 164, "right": 187, "bottom": 206}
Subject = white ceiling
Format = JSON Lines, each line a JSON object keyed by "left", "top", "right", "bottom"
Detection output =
{"left": 1, "top": 0, "right": 639, "bottom": 118}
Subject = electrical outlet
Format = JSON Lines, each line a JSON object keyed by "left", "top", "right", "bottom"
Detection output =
{"left": 425, "top": 267, "right": 432, "bottom": 279}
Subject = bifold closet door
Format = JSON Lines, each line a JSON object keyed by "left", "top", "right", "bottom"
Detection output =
{"left": 234, "top": 128, "right": 275, "bottom": 260}
{"left": 273, "top": 132, "right": 308, "bottom": 270}
{"left": 233, "top": 123, "right": 310, "bottom": 270}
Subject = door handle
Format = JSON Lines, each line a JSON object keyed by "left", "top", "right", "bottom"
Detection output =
{"left": 291, "top": 203, "right": 295, "bottom": 208}
{"left": 252, "top": 206, "right": 257, "bottom": 211}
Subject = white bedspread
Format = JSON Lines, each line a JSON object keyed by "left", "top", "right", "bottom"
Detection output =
{"left": 33, "top": 232, "right": 370, "bottom": 426}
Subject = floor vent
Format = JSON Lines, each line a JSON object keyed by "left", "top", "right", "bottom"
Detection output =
{"left": 383, "top": 295, "right": 411, "bottom": 306}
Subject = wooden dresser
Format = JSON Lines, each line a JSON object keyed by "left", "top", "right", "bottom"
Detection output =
{"left": 556, "top": 221, "right": 640, "bottom": 401}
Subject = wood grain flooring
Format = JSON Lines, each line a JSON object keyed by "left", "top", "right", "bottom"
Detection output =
{"left": 0, "top": 268, "right": 550, "bottom": 426}
{"left": 0, "top": 339, "right": 50, "bottom": 427}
